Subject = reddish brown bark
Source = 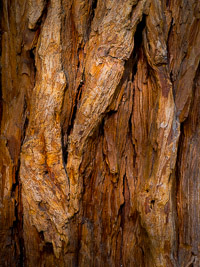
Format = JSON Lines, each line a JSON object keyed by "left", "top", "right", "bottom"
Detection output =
{"left": 0, "top": 0, "right": 200, "bottom": 266}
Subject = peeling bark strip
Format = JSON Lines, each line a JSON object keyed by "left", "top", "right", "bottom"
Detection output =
{"left": 1, "top": 0, "right": 200, "bottom": 266}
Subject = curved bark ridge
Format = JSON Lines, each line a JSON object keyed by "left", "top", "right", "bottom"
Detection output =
{"left": 66, "top": 0, "right": 147, "bottom": 215}
{"left": 20, "top": 0, "right": 69, "bottom": 256}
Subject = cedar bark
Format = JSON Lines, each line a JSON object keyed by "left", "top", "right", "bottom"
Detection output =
{"left": 0, "top": 0, "right": 200, "bottom": 266}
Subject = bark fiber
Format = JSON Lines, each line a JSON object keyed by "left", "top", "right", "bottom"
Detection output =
{"left": 1, "top": 0, "right": 200, "bottom": 266}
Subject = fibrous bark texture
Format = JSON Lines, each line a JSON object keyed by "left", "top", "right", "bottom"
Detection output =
{"left": 1, "top": 0, "right": 200, "bottom": 266}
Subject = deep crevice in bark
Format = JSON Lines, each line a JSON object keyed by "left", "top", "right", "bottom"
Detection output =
{"left": 11, "top": 97, "right": 31, "bottom": 265}
{"left": 63, "top": 72, "right": 85, "bottom": 164}
{"left": 10, "top": 159, "right": 25, "bottom": 266}
{"left": 107, "top": 16, "right": 146, "bottom": 113}
{"left": 29, "top": 49, "right": 37, "bottom": 81}
{"left": 91, "top": 0, "right": 98, "bottom": 18}
{"left": 88, "top": 0, "right": 98, "bottom": 38}
{"left": 132, "top": 15, "right": 146, "bottom": 80}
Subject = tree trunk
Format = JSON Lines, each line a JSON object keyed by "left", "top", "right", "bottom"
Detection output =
{"left": 1, "top": 0, "right": 200, "bottom": 266}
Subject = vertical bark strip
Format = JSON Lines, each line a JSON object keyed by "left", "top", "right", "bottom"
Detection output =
{"left": 1, "top": 0, "right": 200, "bottom": 266}
{"left": 21, "top": 0, "right": 69, "bottom": 257}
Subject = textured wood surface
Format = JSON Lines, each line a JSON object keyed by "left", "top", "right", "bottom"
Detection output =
{"left": 1, "top": 0, "right": 200, "bottom": 266}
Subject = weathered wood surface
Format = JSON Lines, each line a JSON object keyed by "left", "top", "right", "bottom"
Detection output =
{"left": 1, "top": 0, "right": 200, "bottom": 266}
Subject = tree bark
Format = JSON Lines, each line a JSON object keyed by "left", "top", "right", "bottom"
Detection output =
{"left": 1, "top": 0, "right": 200, "bottom": 266}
